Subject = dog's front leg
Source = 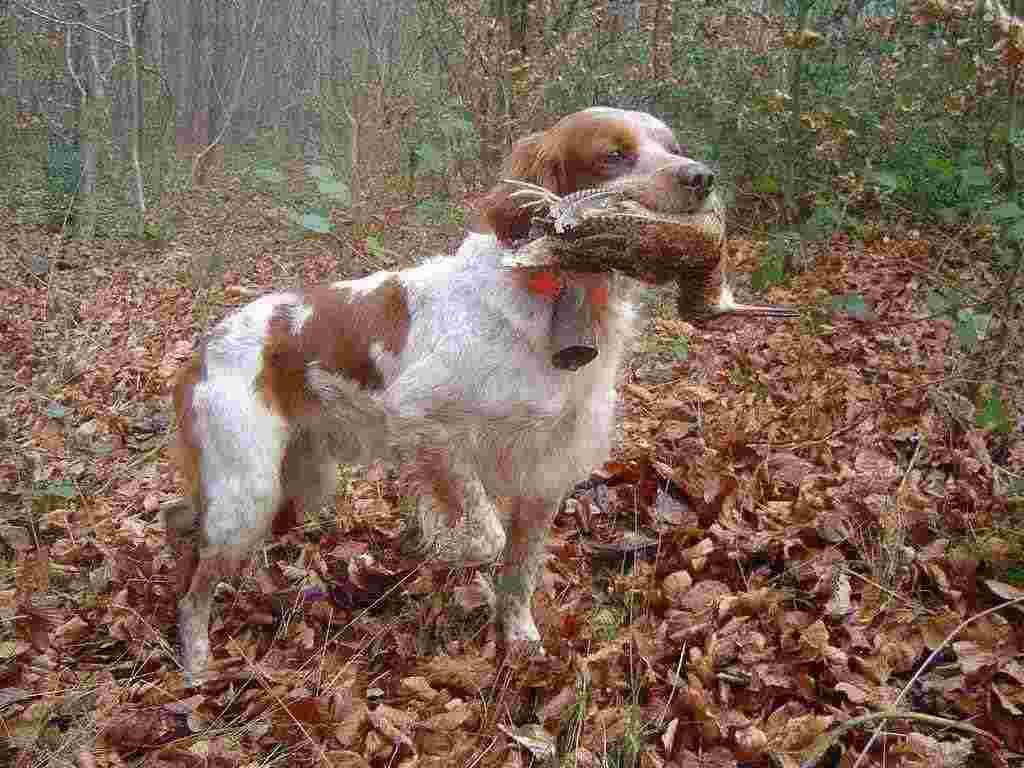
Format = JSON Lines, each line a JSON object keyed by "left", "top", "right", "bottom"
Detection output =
{"left": 495, "top": 496, "right": 558, "bottom": 650}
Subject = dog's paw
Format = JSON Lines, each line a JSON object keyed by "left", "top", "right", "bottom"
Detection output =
{"left": 178, "top": 631, "right": 209, "bottom": 688}
{"left": 180, "top": 660, "right": 206, "bottom": 689}
{"left": 498, "top": 603, "right": 546, "bottom": 657}
{"left": 471, "top": 572, "right": 498, "bottom": 613}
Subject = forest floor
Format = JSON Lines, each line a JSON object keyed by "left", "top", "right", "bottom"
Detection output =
{"left": 2, "top": 158, "right": 1023, "bottom": 768}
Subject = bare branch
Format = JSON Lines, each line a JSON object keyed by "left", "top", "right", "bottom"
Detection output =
{"left": 64, "top": 20, "right": 85, "bottom": 97}
{"left": 12, "top": 0, "right": 130, "bottom": 48}
{"left": 849, "top": 594, "right": 1024, "bottom": 768}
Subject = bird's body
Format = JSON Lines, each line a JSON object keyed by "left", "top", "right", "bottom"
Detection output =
{"left": 502, "top": 179, "right": 798, "bottom": 322}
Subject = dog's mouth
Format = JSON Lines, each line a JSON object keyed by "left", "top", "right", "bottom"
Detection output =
{"left": 600, "top": 162, "right": 716, "bottom": 217}
{"left": 568, "top": 184, "right": 721, "bottom": 224}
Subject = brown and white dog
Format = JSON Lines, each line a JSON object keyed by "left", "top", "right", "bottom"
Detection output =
{"left": 169, "top": 107, "right": 715, "bottom": 685}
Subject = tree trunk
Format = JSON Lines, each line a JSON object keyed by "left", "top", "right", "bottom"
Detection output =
{"left": 345, "top": 101, "right": 363, "bottom": 229}
{"left": 125, "top": 2, "right": 146, "bottom": 225}
{"left": 507, "top": 0, "right": 529, "bottom": 53}
{"left": 1008, "top": 0, "right": 1021, "bottom": 192}
{"left": 784, "top": 0, "right": 813, "bottom": 223}
{"left": 77, "top": 1, "right": 105, "bottom": 240}
{"left": 609, "top": 0, "right": 640, "bottom": 33}
{"left": 650, "top": 0, "right": 667, "bottom": 80}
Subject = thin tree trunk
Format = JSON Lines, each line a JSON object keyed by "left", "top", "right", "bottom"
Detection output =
{"left": 507, "top": 0, "right": 528, "bottom": 53}
{"left": 785, "top": 0, "right": 813, "bottom": 223}
{"left": 1008, "top": 65, "right": 1018, "bottom": 192}
{"left": 125, "top": 2, "right": 146, "bottom": 225}
{"left": 344, "top": 101, "right": 363, "bottom": 229}
{"left": 650, "top": 0, "right": 666, "bottom": 79}
{"left": 77, "top": 2, "right": 104, "bottom": 240}
{"left": 1007, "top": 0, "right": 1021, "bottom": 191}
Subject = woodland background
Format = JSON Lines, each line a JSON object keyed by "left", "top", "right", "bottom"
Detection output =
{"left": 1, "top": 1, "right": 1023, "bottom": 767}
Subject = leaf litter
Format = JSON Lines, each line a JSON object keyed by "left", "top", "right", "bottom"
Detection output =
{"left": 0, "top": 167, "right": 1022, "bottom": 767}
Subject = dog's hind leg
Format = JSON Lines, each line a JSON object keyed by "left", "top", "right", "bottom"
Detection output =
{"left": 176, "top": 380, "right": 290, "bottom": 686}
{"left": 179, "top": 477, "right": 286, "bottom": 685}
{"left": 162, "top": 497, "right": 201, "bottom": 606}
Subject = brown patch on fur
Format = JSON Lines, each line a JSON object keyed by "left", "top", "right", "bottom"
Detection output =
{"left": 418, "top": 448, "right": 464, "bottom": 527}
{"left": 172, "top": 353, "right": 206, "bottom": 502}
{"left": 259, "top": 312, "right": 310, "bottom": 418}
{"left": 170, "top": 357, "right": 207, "bottom": 602}
{"left": 479, "top": 132, "right": 549, "bottom": 243}
{"left": 259, "top": 277, "right": 411, "bottom": 418}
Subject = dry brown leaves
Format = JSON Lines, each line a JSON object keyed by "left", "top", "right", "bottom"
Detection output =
{"left": 2, "top": 165, "right": 1023, "bottom": 768}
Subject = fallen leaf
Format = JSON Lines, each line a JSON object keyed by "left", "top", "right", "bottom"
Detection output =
{"left": 498, "top": 723, "right": 555, "bottom": 760}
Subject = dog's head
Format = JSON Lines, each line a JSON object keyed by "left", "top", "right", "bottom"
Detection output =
{"left": 481, "top": 108, "right": 715, "bottom": 243}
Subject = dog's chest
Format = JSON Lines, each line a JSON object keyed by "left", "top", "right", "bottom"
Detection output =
{"left": 390, "top": 260, "right": 579, "bottom": 419}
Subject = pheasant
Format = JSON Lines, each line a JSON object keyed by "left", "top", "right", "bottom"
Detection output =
{"left": 503, "top": 177, "right": 799, "bottom": 322}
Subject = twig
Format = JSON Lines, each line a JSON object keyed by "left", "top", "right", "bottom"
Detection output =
{"left": 842, "top": 567, "right": 925, "bottom": 612}
{"left": 312, "top": 564, "right": 426, "bottom": 672}
{"left": 795, "top": 595, "right": 1024, "bottom": 766}
{"left": 463, "top": 735, "right": 499, "bottom": 768}
{"left": 94, "top": 434, "right": 172, "bottom": 495}
{"left": 12, "top": 0, "right": 130, "bottom": 48}
{"left": 800, "top": 709, "right": 996, "bottom": 768}
{"left": 658, "top": 641, "right": 687, "bottom": 728}
{"left": 237, "top": 648, "right": 332, "bottom": 767}
{"left": 845, "top": 594, "right": 1024, "bottom": 768}
{"left": 64, "top": 20, "right": 86, "bottom": 98}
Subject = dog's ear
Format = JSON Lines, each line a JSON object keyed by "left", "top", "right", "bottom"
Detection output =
{"left": 480, "top": 131, "right": 565, "bottom": 243}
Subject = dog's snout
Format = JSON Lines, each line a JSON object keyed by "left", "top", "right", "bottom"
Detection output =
{"left": 681, "top": 162, "right": 714, "bottom": 195}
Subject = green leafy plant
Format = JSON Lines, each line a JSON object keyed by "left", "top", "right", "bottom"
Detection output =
{"left": 671, "top": 336, "right": 689, "bottom": 362}
{"left": 415, "top": 195, "right": 465, "bottom": 227}
{"left": 752, "top": 234, "right": 791, "bottom": 291}
{"left": 831, "top": 293, "right": 876, "bottom": 321}
{"left": 403, "top": 97, "right": 480, "bottom": 191}
{"left": 309, "top": 163, "right": 351, "bottom": 206}
{"left": 603, "top": 707, "right": 645, "bottom": 768}
{"left": 587, "top": 607, "right": 621, "bottom": 644}
{"left": 925, "top": 289, "right": 992, "bottom": 351}
{"left": 248, "top": 160, "right": 351, "bottom": 237}
{"left": 976, "top": 390, "right": 1012, "bottom": 434}
{"left": 366, "top": 233, "right": 387, "bottom": 260}
{"left": 31, "top": 478, "right": 77, "bottom": 513}
{"left": 953, "top": 308, "right": 993, "bottom": 351}
{"left": 876, "top": 147, "right": 994, "bottom": 223}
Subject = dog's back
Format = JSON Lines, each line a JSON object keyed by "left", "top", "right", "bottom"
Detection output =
{"left": 180, "top": 234, "right": 635, "bottom": 497}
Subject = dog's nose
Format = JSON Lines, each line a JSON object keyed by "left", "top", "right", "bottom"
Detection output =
{"left": 680, "top": 162, "right": 714, "bottom": 195}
